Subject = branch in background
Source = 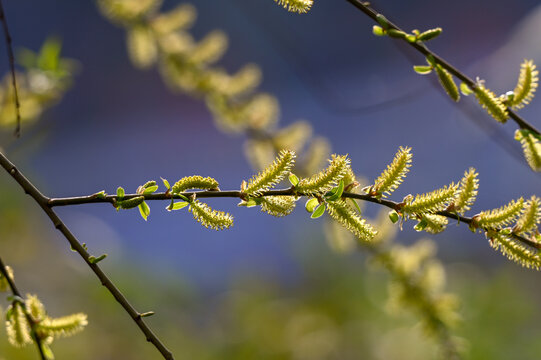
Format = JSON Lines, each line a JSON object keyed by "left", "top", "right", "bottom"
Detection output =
{"left": 0, "top": 151, "right": 175, "bottom": 360}
{"left": 0, "top": 0, "right": 21, "bottom": 137}
{"left": 346, "top": 0, "right": 541, "bottom": 172}
{"left": 97, "top": 0, "right": 331, "bottom": 176}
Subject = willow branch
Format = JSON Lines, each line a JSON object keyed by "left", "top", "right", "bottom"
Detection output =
{"left": 47, "top": 188, "right": 538, "bottom": 250}
{"left": 0, "top": 255, "right": 46, "bottom": 359}
{"left": 0, "top": 151, "right": 175, "bottom": 360}
{"left": 346, "top": 0, "right": 540, "bottom": 136}
{"left": 0, "top": 0, "right": 21, "bottom": 137}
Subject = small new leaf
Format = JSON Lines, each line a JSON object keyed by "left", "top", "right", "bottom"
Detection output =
{"left": 311, "top": 203, "right": 326, "bottom": 219}
{"left": 305, "top": 198, "right": 319, "bottom": 213}
{"left": 389, "top": 210, "right": 399, "bottom": 223}
{"left": 167, "top": 201, "right": 189, "bottom": 211}
{"left": 116, "top": 186, "right": 125, "bottom": 199}
{"left": 288, "top": 173, "right": 299, "bottom": 186}
{"left": 460, "top": 82, "right": 473, "bottom": 96}
{"left": 161, "top": 177, "right": 171, "bottom": 191}
{"left": 89, "top": 254, "right": 107, "bottom": 264}
{"left": 373, "top": 25, "right": 385, "bottom": 36}
{"left": 139, "top": 201, "right": 150, "bottom": 220}
{"left": 414, "top": 65, "right": 433, "bottom": 75}
{"left": 417, "top": 27, "right": 442, "bottom": 42}
{"left": 325, "top": 179, "right": 345, "bottom": 201}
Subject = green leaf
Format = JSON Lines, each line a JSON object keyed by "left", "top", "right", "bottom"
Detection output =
{"left": 41, "top": 343, "right": 55, "bottom": 360}
{"left": 95, "top": 190, "right": 107, "bottom": 199}
{"left": 89, "top": 254, "right": 107, "bottom": 264}
{"left": 311, "top": 203, "right": 326, "bottom": 219}
{"left": 326, "top": 180, "right": 345, "bottom": 201}
{"left": 143, "top": 185, "right": 159, "bottom": 194}
{"left": 349, "top": 198, "right": 362, "bottom": 214}
{"left": 387, "top": 29, "right": 407, "bottom": 39}
{"left": 388, "top": 210, "right": 399, "bottom": 223}
{"left": 413, "top": 65, "right": 433, "bottom": 75}
{"left": 460, "top": 82, "right": 473, "bottom": 96}
{"left": 161, "top": 177, "right": 171, "bottom": 190}
{"left": 372, "top": 25, "right": 385, "bottom": 36}
{"left": 288, "top": 173, "right": 299, "bottom": 186}
{"left": 167, "top": 201, "right": 189, "bottom": 211}
{"left": 305, "top": 198, "right": 319, "bottom": 213}
{"left": 405, "top": 34, "right": 417, "bottom": 43}
{"left": 177, "top": 194, "right": 190, "bottom": 202}
{"left": 417, "top": 27, "right": 442, "bottom": 42}
{"left": 138, "top": 201, "right": 150, "bottom": 221}
{"left": 116, "top": 187, "right": 125, "bottom": 199}
{"left": 38, "top": 37, "right": 61, "bottom": 71}
{"left": 238, "top": 198, "right": 259, "bottom": 208}
{"left": 414, "top": 218, "right": 428, "bottom": 231}
{"left": 376, "top": 14, "right": 390, "bottom": 29}
{"left": 425, "top": 55, "right": 436, "bottom": 67}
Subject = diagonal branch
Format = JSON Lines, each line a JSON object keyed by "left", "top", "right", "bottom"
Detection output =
{"left": 0, "top": 0, "right": 21, "bottom": 137}
{"left": 0, "top": 255, "right": 46, "bottom": 359}
{"left": 345, "top": 0, "right": 540, "bottom": 136}
{"left": 0, "top": 151, "right": 175, "bottom": 360}
{"left": 46, "top": 187, "right": 538, "bottom": 250}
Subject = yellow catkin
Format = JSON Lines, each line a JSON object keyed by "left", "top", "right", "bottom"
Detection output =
{"left": 474, "top": 82, "right": 508, "bottom": 123}
{"left": 453, "top": 167, "right": 479, "bottom": 214}
{"left": 476, "top": 198, "right": 524, "bottom": 228}
{"left": 189, "top": 201, "right": 233, "bottom": 230}
{"left": 297, "top": 154, "right": 350, "bottom": 195}
{"left": 402, "top": 183, "right": 458, "bottom": 215}
{"left": 273, "top": 0, "right": 313, "bottom": 13}
{"left": 326, "top": 200, "right": 377, "bottom": 243}
{"left": 511, "top": 59, "right": 538, "bottom": 109}
{"left": 435, "top": 65, "right": 460, "bottom": 102}
{"left": 489, "top": 231, "right": 541, "bottom": 270}
{"left": 515, "top": 129, "right": 541, "bottom": 172}
{"left": 372, "top": 146, "right": 412, "bottom": 198}
{"left": 244, "top": 149, "right": 296, "bottom": 195}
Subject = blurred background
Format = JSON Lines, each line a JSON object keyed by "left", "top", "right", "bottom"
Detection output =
{"left": 0, "top": 0, "right": 540, "bottom": 358}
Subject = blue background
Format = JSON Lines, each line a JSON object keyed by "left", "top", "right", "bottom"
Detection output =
{"left": 2, "top": 0, "right": 541, "bottom": 289}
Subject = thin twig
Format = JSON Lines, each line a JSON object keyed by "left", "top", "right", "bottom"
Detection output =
{"left": 46, "top": 188, "right": 538, "bottom": 250}
{"left": 0, "top": 0, "right": 21, "bottom": 137}
{"left": 0, "top": 255, "right": 46, "bottom": 359}
{"left": 345, "top": 0, "right": 541, "bottom": 136}
{"left": 0, "top": 151, "right": 175, "bottom": 360}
